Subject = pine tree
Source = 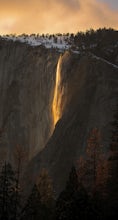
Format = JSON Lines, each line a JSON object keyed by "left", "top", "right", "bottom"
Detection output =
{"left": 37, "top": 168, "right": 54, "bottom": 220}
{"left": 109, "top": 104, "right": 118, "bottom": 157}
{"left": 37, "top": 168, "right": 54, "bottom": 208}
{"left": 20, "top": 184, "right": 42, "bottom": 220}
{"left": 96, "top": 159, "right": 109, "bottom": 198}
{"left": 86, "top": 128, "right": 104, "bottom": 193}
{"left": 0, "top": 162, "right": 17, "bottom": 220}
{"left": 107, "top": 104, "right": 118, "bottom": 217}
{"left": 77, "top": 156, "right": 88, "bottom": 188}
{"left": 55, "top": 166, "right": 88, "bottom": 220}
{"left": 13, "top": 144, "right": 27, "bottom": 220}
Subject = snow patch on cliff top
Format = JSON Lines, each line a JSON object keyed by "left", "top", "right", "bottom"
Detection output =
{"left": 1, "top": 34, "right": 71, "bottom": 50}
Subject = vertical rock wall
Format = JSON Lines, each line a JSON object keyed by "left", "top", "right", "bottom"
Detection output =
{"left": 29, "top": 52, "right": 118, "bottom": 194}
{"left": 0, "top": 40, "right": 59, "bottom": 160}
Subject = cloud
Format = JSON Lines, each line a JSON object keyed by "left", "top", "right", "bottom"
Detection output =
{"left": 0, "top": 0, "right": 118, "bottom": 34}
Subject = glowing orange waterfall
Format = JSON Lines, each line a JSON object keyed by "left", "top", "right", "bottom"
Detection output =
{"left": 52, "top": 55, "right": 62, "bottom": 127}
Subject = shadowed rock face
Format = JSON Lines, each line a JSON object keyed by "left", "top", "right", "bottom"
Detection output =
{"left": 0, "top": 40, "right": 118, "bottom": 194}
{"left": 0, "top": 40, "right": 59, "bottom": 160}
{"left": 28, "top": 52, "right": 118, "bottom": 194}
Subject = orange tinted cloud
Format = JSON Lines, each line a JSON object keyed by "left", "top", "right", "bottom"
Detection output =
{"left": 0, "top": 0, "right": 118, "bottom": 34}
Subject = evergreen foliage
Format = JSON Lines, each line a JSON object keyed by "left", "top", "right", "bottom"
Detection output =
{"left": 0, "top": 162, "right": 18, "bottom": 220}
{"left": 37, "top": 168, "right": 54, "bottom": 208}
{"left": 20, "top": 184, "right": 42, "bottom": 220}
{"left": 55, "top": 166, "right": 89, "bottom": 220}
{"left": 107, "top": 103, "right": 118, "bottom": 218}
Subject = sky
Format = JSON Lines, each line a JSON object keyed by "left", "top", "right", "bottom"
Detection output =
{"left": 0, "top": 0, "right": 118, "bottom": 35}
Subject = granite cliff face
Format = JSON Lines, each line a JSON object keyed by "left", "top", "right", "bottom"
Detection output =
{"left": 29, "top": 52, "right": 118, "bottom": 193}
{"left": 0, "top": 39, "right": 118, "bottom": 194}
{"left": 0, "top": 40, "right": 59, "bottom": 160}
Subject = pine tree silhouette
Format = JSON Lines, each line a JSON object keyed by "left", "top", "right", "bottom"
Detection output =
{"left": 0, "top": 162, "right": 17, "bottom": 220}
{"left": 20, "top": 184, "right": 46, "bottom": 220}
{"left": 56, "top": 166, "right": 88, "bottom": 220}
{"left": 107, "top": 103, "right": 118, "bottom": 218}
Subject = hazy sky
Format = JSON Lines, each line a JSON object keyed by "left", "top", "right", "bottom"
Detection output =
{"left": 0, "top": 0, "right": 118, "bottom": 34}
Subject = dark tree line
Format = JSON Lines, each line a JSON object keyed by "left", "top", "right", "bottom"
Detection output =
{"left": 71, "top": 28, "right": 118, "bottom": 65}
{"left": 0, "top": 103, "right": 117, "bottom": 219}
{"left": 0, "top": 162, "right": 21, "bottom": 220}
{"left": 0, "top": 163, "right": 54, "bottom": 220}
{"left": 73, "top": 28, "right": 118, "bottom": 47}
{"left": 106, "top": 102, "right": 118, "bottom": 217}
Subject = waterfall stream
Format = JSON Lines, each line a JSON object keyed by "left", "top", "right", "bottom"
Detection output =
{"left": 52, "top": 55, "right": 62, "bottom": 127}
